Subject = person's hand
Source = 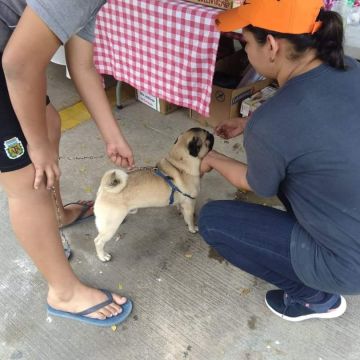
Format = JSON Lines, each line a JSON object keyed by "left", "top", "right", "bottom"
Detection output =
{"left": 200, "top": 151, "right": 214, "bottom": 177}
{"left": 27, "top": 141, "right": 61, "bottom": 190}
{"left": 106, "top": 137, "right": 135, "bottom": 169}
{"left": 214, "top": 117, "right": 249, "bottom": 139}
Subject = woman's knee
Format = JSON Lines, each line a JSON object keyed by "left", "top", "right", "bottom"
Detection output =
{"left": 198, "top": 200, "right": 231, "bottom": 245}
{"left": 199, "top": 200, "right": 224, "bottom": 226}
{"left": 199, "top": 200, "right": 248, "bottom": 228}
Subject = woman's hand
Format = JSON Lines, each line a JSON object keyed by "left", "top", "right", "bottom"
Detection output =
{"left": 106, "top": 137, "right": 135, "bottom": 169}
{"left": 27, "top": 141, "right": 61, "bottom": 190}
{"left": 214, "top": 117, "right": 249, "bottom": 139}
{"left": 200, "top": 151, "right": 215, "bottom": 177}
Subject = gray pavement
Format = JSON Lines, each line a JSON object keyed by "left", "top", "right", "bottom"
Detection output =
{"left": 0, "top": 63, "right": 360, "bottom": 360}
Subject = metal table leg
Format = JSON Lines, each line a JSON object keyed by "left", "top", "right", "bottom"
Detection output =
{"left": 116, "top": 81, "right": 124, "bottom": 109}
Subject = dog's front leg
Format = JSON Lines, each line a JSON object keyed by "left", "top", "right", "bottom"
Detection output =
{"left": 181, "top": 200, "right": 198, "bottom": 233}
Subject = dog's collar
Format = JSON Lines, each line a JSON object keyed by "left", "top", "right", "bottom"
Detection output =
{"left": 154, "top": 168, "right": 195, "bottom": 205}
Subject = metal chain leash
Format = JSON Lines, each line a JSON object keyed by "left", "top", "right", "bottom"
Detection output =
{"left": 126, "top": 166, "right": 157, "bottom": 173}
{"left": 51, "top": 187, "right": 72, "bottom": 259}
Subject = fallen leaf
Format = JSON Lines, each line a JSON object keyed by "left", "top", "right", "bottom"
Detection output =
{"left": 84, "top": 186, "right": 93, "bottom": 193}
{"left": 111, "top": 325, "right": 117, "bottom": 332}
{"left": 240, "top": 288, "right": 251, "bottom": 296}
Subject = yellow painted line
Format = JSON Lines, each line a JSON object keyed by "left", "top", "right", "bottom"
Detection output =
{"left": 60, "top": 87, "right": 116, "bottom": 132}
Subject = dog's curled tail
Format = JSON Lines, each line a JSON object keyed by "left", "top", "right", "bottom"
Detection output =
{"left": 101, "top": 169, "right": 128, "bottom": 193}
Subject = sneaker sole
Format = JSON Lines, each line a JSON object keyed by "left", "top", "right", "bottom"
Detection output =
{"left": 265, "top": 295, "right": 347, "bottom": 322}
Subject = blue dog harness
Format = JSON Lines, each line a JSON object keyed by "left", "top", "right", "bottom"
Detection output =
{"left": 154, "top": 168, "right": 195, "bottom": 205}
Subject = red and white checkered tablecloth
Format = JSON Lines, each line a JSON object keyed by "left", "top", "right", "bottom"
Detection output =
{"left": 94, "top": 0, "right": 221, "bottom": 116}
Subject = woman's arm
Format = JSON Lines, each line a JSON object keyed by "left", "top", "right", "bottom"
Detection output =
{"left": 65, "top": 35, "right": 134, "bottom": 168}
{"left": 201, "top": 150, "right": 253, "bottom": 192}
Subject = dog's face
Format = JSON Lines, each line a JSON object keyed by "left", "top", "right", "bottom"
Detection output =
{"left": 172, "top": 128, "right": 214, "bottom": 160}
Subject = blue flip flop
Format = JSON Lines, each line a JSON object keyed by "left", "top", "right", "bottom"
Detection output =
{"left": 60, "top": 201, "right": 94, "bottom": 229}
{"left": 47, "top": 290, "right": 133, "bottom": 327}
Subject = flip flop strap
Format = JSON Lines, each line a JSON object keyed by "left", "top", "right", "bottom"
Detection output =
{"left": 75, "top": 289, "right": 113, "bottom": 316}
{"left": 74, "top": 202, "right": 92, "bottom": 222}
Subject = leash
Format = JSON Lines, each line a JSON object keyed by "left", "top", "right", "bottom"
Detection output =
{"left": 51, "top": 187, "right": 72, "bottom": 259}
{"left": 126, "top": 166, "right": 157, "bottom": 173}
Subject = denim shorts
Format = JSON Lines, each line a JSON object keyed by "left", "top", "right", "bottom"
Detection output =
{"left": 0, "top": 53, "right": 50, "bottom": 172}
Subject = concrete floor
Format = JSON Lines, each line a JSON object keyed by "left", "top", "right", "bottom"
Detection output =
{"left": 1, "top": 63, "right": 360, "bottom": 360}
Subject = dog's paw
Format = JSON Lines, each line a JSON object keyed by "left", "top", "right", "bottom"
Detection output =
{"left": 188, "top": 225, "right": 198, "bottom": 234}
{"left": 98, "top": 252, "right": 112, "bottom": 262}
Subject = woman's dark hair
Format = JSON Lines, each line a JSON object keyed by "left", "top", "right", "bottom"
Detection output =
{"left": 244, "top": 9, "right": 345, "bottom": 70}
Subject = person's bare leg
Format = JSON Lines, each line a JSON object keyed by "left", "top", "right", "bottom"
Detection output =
{"left": 46, "top": 103, "right": 93, "bottom": 227}
{"left": 0, "top": 165, "right": 126, "bottom": 319}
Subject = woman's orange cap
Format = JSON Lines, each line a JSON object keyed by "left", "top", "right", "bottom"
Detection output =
{"left": 215, "top": 0, "right": 324, "bottom": 34}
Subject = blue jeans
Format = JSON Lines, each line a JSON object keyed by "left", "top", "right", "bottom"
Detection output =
{"left": 198, "top": 200, "right": 334, "bottom": 303}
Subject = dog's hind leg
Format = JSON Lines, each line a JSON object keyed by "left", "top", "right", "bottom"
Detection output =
{"left": 180, "top": 200, "right": 198, "bottom": 233}
{"left": 175, "top": 203, "right": 182, "bottom": 216}
{"left": 94, "top": 209, "right": 127, "bottom": 262}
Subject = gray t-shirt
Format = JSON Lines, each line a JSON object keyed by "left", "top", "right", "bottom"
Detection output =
{"left": 244, "top": 57, "right": 360, "bottom": 294}
{"left": 0, "top": 0, "right": 106, "bottom": 52}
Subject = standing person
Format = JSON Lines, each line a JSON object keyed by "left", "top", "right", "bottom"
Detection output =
{"left": 0, "top": 0, "right": 134, "bottom": 326}
{"left": 199, "top": 0, "right": 360, "bottom": 321}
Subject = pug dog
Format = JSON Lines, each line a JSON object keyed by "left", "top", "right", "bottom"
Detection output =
{"left": 93, "top": 127, "right": 214, "bottom": 262}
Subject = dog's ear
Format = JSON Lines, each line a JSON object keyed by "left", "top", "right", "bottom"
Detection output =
{"left": 188, "top": 136, "right": 201, "bottom": 157}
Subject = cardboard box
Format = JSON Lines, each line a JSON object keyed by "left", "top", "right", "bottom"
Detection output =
{"left": 136, "top": 90, "right": 179, "bottom": 115}
{"left": 189, "top": 51, "right": 272, "bottom": 127}
{"left": 185, "top": 0, "right": 242, "bottom": 9}
{"left": 119, "top": 82, "right": 136, "bottom": 102}
{"left": 240, "top": 86, "right": 277, "bottom": 117}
